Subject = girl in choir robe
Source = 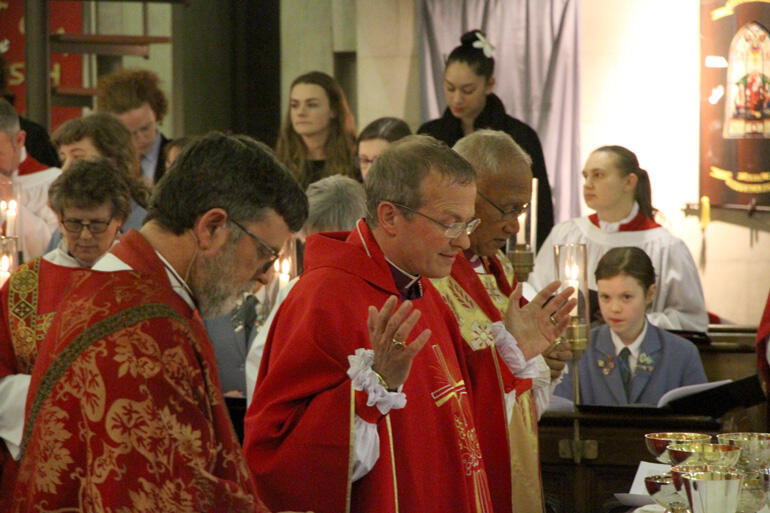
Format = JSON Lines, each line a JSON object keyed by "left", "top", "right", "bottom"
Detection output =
{"left": 418, "top": 29, "right": 554, "bottom": 247}
{"left": 275, "top": 71, "right": 358, "bottom": 188}
{"left": 554, "top": 247, "right": 707, "bottom": 406}
{"left": 529, "top": 145, "right": 708, "bottom": 332}
{"left": 0, "top": 159, "right": 130, "bottom": 509}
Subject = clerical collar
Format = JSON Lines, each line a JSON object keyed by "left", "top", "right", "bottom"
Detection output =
{"left": 385, "top": 257, "right": 423, "bottom": 300}
{"left": 598, "top": 202, "right": 639, "bottom": 233}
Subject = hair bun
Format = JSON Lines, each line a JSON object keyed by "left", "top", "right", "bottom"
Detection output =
{"left": 460, "top": 30, "right": 485, "bottom": 46}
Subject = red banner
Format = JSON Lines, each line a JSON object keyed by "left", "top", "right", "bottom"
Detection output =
{"left": 1, "top": 1, "right": 83, "bottom": 131}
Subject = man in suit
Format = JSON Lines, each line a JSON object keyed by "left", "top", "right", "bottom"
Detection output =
{"left": 97, "top": 69, "right": 170, "bottom": 184}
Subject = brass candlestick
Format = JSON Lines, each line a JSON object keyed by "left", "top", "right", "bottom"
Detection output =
{"left": 507, "top": 243, "right": 534, "bottom": 283}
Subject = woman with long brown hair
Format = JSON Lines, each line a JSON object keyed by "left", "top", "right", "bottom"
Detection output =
{"left": 275, "top": 71, "right": 357, "bottom": 188}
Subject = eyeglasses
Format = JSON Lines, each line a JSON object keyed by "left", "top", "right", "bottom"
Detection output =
{"left": 61, "top": 217, "right": 113, "bottom": 234}
{"left": 390, "top": 202, "right": 481, "bottom": 239}
{"left": 230, "top": 219, "right": 281, "bottom": 274}
{"left": 477, "top": 191, "right": 528, "bottom": 220}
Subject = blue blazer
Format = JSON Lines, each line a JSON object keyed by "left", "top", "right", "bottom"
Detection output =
{"left": 204, "top": 308, "right": 257, "bottom": 396}
{"left": 554, "top": 322, "right": 707, "bottom": 406}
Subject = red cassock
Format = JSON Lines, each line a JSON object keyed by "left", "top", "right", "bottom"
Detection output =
{"left": 0, "top": 257, "right": 80, "bottom": 510}
{"left": 243, "top": 221, "right": 496, "bottom": 513}
{"left": 11, "top": 230, "right": 267, "bottom": 513}
{"left": 756, "top": 289, "right": 770, "bottom": 389}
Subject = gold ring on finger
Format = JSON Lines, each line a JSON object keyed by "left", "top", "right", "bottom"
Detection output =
{"left": 392, "top": 338, "right": 406, "bottom": 349}
{"left": 549, "top": 313, "right": 559, "bottom": 327}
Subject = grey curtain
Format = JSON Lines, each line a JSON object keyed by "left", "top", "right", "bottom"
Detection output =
{"left": 418, "top": 0, "right": 582, "bottom": 222}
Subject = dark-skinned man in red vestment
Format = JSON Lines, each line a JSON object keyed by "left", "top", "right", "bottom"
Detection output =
{"left": 432, "top": 129, "right": 573, "bottom": 512}
{"left": 11, "top": 133, "right": 310, "bottom": 513}
{"left": 243, "top": 134, "right": 575, "bottom": 513}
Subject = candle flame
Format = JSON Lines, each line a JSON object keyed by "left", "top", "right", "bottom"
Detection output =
{"left": 0, "top": 255, "right": 10, "bottom": 273}
{"left": 280, "top": 258, "right": 291, "bottom": 275}
{"left": 566, "top": 263, "right": 580, "bottom": 281}
{"left": 273, "top": 260, "right": 280, "bottom": 272}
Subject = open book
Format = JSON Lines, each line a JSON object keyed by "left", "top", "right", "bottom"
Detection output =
{"left": 659, "top": 375, "right": 765, "bottom": 418}
{"left": 657, "top": 379, "right": 732, "bottom": 407}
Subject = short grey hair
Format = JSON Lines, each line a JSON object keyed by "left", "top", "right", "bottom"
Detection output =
{"left": 0, "top": 98, "right": 20, "bottom": 136}
{"left": 453, "top": 129, "right": 531, "bottom": 181}
{"left": 305, "top": 175, "right": 367, "bottom": 234}
{"left": 365, "top": 134, "right": 475, "bottom": 226}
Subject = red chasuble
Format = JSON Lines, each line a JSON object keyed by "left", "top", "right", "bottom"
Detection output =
{"left": 11, "top": 230, "right": 267, "bottom": 513}
{"left": 432, "top": 251, "right": 544, "bottom": 513}
{"left": 0, "top": 257, "right": 80, "bottom": 510}
{"left": 757, "top": 289, "right": 770, "bottom": 390}
{"left": 243, "top": 221, "right": 494, "bottom": 513}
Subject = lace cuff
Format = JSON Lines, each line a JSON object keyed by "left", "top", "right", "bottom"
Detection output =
{"left": 490, "top": 321, "right": 540, "bottom": 380}
{"left": 347, "top": 348, "right": 406, "bottom": 415}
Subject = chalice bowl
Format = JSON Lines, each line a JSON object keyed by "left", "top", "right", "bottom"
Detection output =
{"left": 666, "top": 442, "right": 741, "bottom": 467}
{"left": 645, "top": 432, "right": 712, "bottom": 464}
{"left": 671, "top": 464, "right": 738, "bottom": 503}
{"left": 645, "top": 473, "right": 689, "bottom": 513}
{"left": 716, "top": 433, "right": 770, "bottom": 471}
{"left": 682, "top": 470, "right": 743, "bottom": 513}
{"left": 734, "top": 470, "right": 766, "bottom": 513}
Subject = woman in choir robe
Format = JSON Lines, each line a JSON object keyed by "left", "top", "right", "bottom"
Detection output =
{"left": 0, "top": 158, "right": 131, "bottom": 509}
{"left": 418, "top": 29, "right": 554, "bottom": 247}
{"left": 554, "top": 247, "right": 707, "bottom": 406}
{"left": 529, "top": 145, "right": 708, "bottom": 332}
{"left": 275, "top": 71, "right": 357, "bottom": 188}
{"left": 355, "top": 117, "right": 411, "bottom": 179}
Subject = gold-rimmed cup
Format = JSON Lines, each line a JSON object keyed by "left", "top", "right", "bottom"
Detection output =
{"left": 671, "top": 464, "right": 738, "bottom": 493}
{"left": 683, "top": 470, "right": 743, "bottom": 513}
{"left": 645, "top": 432, "right": 713, "bottom": 464}
{"left": 644, "top": 473, "right": 689, "bottom": 513}
{"left": 667, "top": 442, "right": 742, "bottom": 467}
{"left": 717, "top": 433, "right": 770, "bottom": 471}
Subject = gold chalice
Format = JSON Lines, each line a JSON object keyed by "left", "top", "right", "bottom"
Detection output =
{"left": 716, "top": 433, "right": 770, "bottom": 471}
{"left": 645, "top": 473, "right": 689, "bottom": 513}
{"left": 667, "top": 442, "right": 741, "bottom": 467}
{"left": 645, "top": 432, "right": 712, "bottom": 464}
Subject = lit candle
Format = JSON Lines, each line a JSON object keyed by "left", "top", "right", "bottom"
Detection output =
{"left": 565, "top": 263, "right": 580, "bottom": 306}
{"left": 279, "top": 258, "right": 291, "bottom": 288}
{"left": 6, "top": 199, "right": 17, "bottom": 238}
{"left": 0, "top": 255, "right": 10, "bottom": 286}
{"left": 516, "top": 212, "right": 527, "bottom": 245}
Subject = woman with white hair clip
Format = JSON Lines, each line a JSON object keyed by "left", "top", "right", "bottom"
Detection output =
{"left": 245, "top": 174, "right": 367, "bottom": 403}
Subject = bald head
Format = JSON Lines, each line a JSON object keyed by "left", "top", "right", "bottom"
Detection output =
{"left": 453, "top": 130, "right": 533, "bottom": 257}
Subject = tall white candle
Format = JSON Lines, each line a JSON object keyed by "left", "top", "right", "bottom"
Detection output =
{"left": 6, "top": 199, "right": 17, "bottom": 238}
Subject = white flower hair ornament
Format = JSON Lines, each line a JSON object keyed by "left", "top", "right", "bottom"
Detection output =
{"left": 472, "top": 32, "right": 495, "bottom": 58}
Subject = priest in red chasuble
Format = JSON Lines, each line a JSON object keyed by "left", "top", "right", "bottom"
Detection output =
{"left": 10, "top": 133, "right": 309, "bottom": 513}
{"left": 243, "top": 135, "right": 575, "bottom": 513}
{"left": 0, "top": 159, "right": 131, "bottom": 510}
{"left": 432, "top": 130, "right": 573, "bottom": 513}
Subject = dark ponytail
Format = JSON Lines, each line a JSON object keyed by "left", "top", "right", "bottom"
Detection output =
{"left": 594, "top": 145, "right": 656, "bottom": 219}
{"left": 446, "top": 30, "right": 495, "bottom": 80}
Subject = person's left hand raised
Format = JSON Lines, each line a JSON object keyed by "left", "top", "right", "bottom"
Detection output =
{"left": 503, "top": 280, "right": 577, "bottom": 361}
{"left": 368, "top": 296, "right": 431, "bottom": 390}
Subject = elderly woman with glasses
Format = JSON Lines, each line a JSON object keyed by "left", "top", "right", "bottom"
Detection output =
{"left": 0, "top": 158, "right": 130, "bottom": 507}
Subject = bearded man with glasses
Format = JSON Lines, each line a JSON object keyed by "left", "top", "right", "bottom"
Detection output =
{"left": 10, "top": 133, "right": 308, "bottom": 513}
{"left": 244, "top": 134, "right": 575, "bottom": 513}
